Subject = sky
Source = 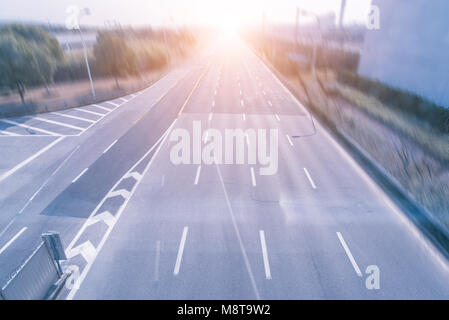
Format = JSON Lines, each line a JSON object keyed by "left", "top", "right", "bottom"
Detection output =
{"left": 0, "top": 0, "right": 372, "bottom": 28}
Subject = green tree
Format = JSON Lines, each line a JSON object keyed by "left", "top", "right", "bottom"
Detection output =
{"left": 1, "top": 24, "right": 63, "bottom": 61}
{"left": 0, "top": 24, "right": 63, "bottom": 103}
{"left": 94, "top": 33, "right": 136, "bottom": 87}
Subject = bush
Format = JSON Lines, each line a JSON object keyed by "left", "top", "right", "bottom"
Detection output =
{"left": 337, "top": 70, "right": 449, "bottom": 134}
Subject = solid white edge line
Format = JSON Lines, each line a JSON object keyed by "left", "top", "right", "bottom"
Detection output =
{"left": 194, "top": 165, "right": 202, "bottom": 185}
{"left": 250, "top": 167, "right": 256, "bottom": 187}
{"left": 259, "top": 230, "right": 272, "bottom": 279}
{"left": 0, "top": 137, "right": 64, "bottom": 183}
{"left": 303, "top": 167, "right": 317, "bottom": 189}
{"left": 103, "top": 139, "right": 118, "bottom": 154}
{"left": 337, "top": 232, "right": 363, "bottom": 277}
{"left": 174, "top": 226, "right": 189, "bottom": 275}
{"left": 0, "top": 227, "right": 27, "bottom": 255}
{"left": 286, "top": 134, "right": 294, "bottom": 146}
{"left": 72, "top": 168, "right": 88, "bottom": 183}
{"left": 275, "top": 114, "right": 280, "bottom": 121}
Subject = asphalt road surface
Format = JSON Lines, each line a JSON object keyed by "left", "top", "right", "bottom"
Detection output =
{"left": 1, "top": 39, "right": 449, "bottom": 300}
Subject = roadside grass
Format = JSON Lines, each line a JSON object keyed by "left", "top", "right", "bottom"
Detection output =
{"left": 334, "top": 83, "right": 449, "bottom": 163}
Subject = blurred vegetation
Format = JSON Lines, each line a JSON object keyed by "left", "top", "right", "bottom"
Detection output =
{"left": 94, "top": 33, "right": 137, "bottom": 88}
{"left": 0, "top": 24, "right": 63, "bottom": 103}
{"left": 0, "top": 23, "right": 197, "bottom": 104}
{"left": 337, "top": 71, "right": 449, "bottom": 135}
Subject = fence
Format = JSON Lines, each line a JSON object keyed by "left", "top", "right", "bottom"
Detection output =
{"left": 0, "top": 232, "right": 68, "bottom": 300}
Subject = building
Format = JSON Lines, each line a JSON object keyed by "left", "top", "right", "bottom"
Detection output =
{"left": 358, "top": 0, "right": 449, "bottom": 108}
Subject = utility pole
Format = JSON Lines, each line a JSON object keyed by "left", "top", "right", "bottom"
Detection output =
{"left": 163, "top": 28, "right": 170, "bottom": 67}
{"left": 295, "top": 8, "right": 300, "bottom": 46}
{"left": 78, "top": 8, "right": 96, "bottom": 100}
{"left": 339, "top": 0, "right": 347, "bottom": 29}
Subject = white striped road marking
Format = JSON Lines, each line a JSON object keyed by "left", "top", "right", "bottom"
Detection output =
{"left": 0, "top": 119, "right": 60, "bottom": 136}
{"left": 215, "top": 164, "right": 260, "bottom": 299}
{"left": 238, "top": 82, "right": 241, "bottom": 87}
{"left": 242, "top": 114, "right": 246, "bottom": 121}
{"left": 119, "top": 98, "right": 128, "bottom": 103}
{"left": 262, "top": 90, "right": 266, "bottom": 95}
{"left": 103, "top": 139, "right": 118, "bottom": 154}
{"left": 0, "top": 137, "right": 64, "bottom": 183}
{"left": 212, "top": 100, "right": 215, "bottom": 107}
{"left": 209, "top": 113, "right": 213, "bottom": 121}
{"left": 259, "top": 230, "right": 272, "bottom": 279}
{"left": 174, "top": 226, "right": 189, "bottom": 275}
{"left": 85, "top": 211, "right": 115, "bottom": 228}
{"left": 34, "top": 117, "right": 84, "bottom": 131}
{"left": 245, "top": 133, "right": 250, "bottom": 145}
{"left": 268, "top": 100, "right": 273, "bottom": 107}
{"left": 75, "top": 108, "right": 104, "bottom": 117}
{"left": 241, "top": 100, "right": 244, "bottom": 107}
{"left": 105, "top": 101, "right": 119, "bottom": 108}
{"left": 214, "top": 90, "right": 217, "bottom": 95}
{"left": 65, "top": 120, "right": 177, "bottom": 300}
{"left": 240, "top": 90, "right": 242, "bottom": 95}
{"left": 286, "top": 134, "right": 294, "bottom": 146}
{"left": 303, "top": 167, "right": 316, "bottom": 189}
{"left": 194, "top": 165, "right": 202, "bottom": 185}
{"left": 203, "top": 131, "right": 209, "bottom": 143}
{"left": 155, "top": 240, "right": 161, "bottom": 281}
{"left": 337, "top": 232, "right": 363, "bottom": 277}
{"left": 108, "top": 189, "right": 131, "bottom": 200}
{"left": 67, "top": 241, "right": 96, "bottom": 264}
{"left": 72, "top": 168, "right": 88, "bottom": 183}
{"left": 91, "top": 104, "right": 112, "bottom": 112}
{"left": 275, "top": 114, "right": 280, "bottom": 121}
{"left": 0, "top": 130, "right": 19, "bottom": 136}
{"left": 51, "top": 112, "right": 95, "bottom": 123}
{"left": 0, "top": 227, "right": 27, "bottom": 255}
{"left": 126, "top": 171, "right": 142, "bottom": 182}
{"left": 250, "top": 167, "right": 256, "bottom": 187}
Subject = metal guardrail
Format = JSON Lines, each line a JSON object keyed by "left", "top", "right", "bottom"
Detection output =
{"left": 0, "top": 232, "right": 68, "bottom": 300}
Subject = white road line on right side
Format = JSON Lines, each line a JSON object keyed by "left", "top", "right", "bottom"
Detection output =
{"left": 286, "top": 134, "right": 294, "bottom": 146}
{"left": 103, "top": 139, "right": 118, "bottom": 154}
{"left": 303, "top": 167, "right": 317, "bottom": 189}
{"left": 259, "top": 230, "right": 272, "bottom": 279}
{"left": 154, "top": 240, "right": 161, "bottom": 281}
{"left": 275, "top": 114, "right": 280, "bottom": 122}
{"left": 72, "top": 168, "right": 88, "bottom": 183}
{"left": 250, "top": 167, "right": 257, "bottom": 187}
{"left": 336, "top": 232, "right": 363, "bottom": 277}
{"left": 209, "top": 113, "right": 213, "bottom": 121}
{"left": 174, "top": 226, "right": 189, "bottom": 275}
{"left": 194, "top": 165, "right": 202, "bottom": 185}
{"left": 0, "top": 227, "right": 27, "bottom": 255}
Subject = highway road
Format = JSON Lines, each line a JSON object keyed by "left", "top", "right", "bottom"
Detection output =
{"left": 1, "top": 39, "right": 449, "bottom": 299}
